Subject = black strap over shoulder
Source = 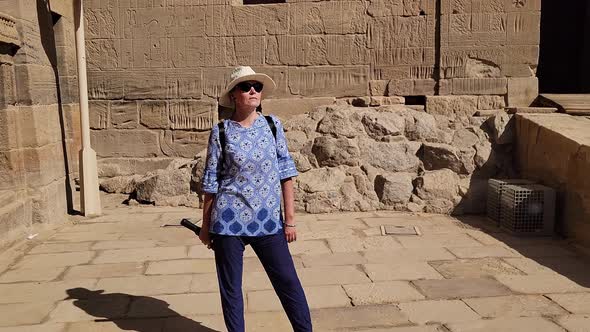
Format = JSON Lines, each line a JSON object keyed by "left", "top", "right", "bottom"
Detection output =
{"left": 264, "top": 115, "right": 277, "bottom": 142}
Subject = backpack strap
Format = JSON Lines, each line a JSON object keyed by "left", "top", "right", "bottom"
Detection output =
{"left": 264, "top": 115, "right": 277, "bottom": 141}
{"left": 217, "top": 121, "right": 226, "bottom": 171}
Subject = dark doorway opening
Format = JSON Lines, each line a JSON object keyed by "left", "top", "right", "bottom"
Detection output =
{"left": 537, "top": 0, "right": 590, "bottom": 93}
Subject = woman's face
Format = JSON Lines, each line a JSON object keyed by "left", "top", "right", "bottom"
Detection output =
{"left": 231, "top": 80, "right": 263, "bottom": 109}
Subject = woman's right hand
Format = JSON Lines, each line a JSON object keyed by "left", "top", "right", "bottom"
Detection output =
{"left": 199, "top": 225, "right": 212, "bottom": 249}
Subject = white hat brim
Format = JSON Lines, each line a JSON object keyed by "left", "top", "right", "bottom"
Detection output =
{"left": 219, "top": 73, "right": 276, "bottom": 108}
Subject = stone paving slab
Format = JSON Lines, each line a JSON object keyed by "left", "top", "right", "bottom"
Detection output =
{"left": 463, "top": 295, "right": 568, "bottom": 318}
{"left": 429, "top": 258, "right": 523, "bottom": 279}
{"left": 546, "top": 293, "right": 590, "bottom": 314}
{"left": 247, "top": 285, "right": 351, "bottom": 312}
{"left": 298, "top": 266, "right": 371, "bottom": 286}
{"left": 127, "top": 293, "right": 222, "bottom": 317}
{"left": 495, "top": 274, "right": 589, "bottom": 294}
{"left": 28, "top": 242, "right": 93, "bottom": 254}
{"left": 14, "top": 251, "right": 96, "bottom": 269}
{"left": 364, "top": 262, "right": 444, "bottom": 281}
{"left": 0, "top": 279, "right": 97, "bottom": 304}
{"left": 447, "top": 245, "right": 520, "bottom": 259}
{"left": 93, "top": 247, "right": 187, "bottom": 264}
{"left": 342, "top": 281, "right": 425, "bottom": 305}
{"left": 413, "top": 278, "right": 513, "bottom": 299}
{"left": 396, "top": 234, "right": 482, "bottom": 249}
{"left": 285, "top": 240, "right": 332, "bottom": 255}
{"left": 0, "top": 266, "right": 65, "bottom": 283}
{"left": 398, "top": 300, "right": 480, "bottom": 324}
{"left": 91, "top": 240, "right": 158, "bottom": 250}
{"left": 48, "top": 232, "right": 121, "bottom": 243}
{"left": 554, "top": 314, "right": 590, "bottom": 332}
{"left": 301, "top": 252, "right": 367, "bottom": 267}
{"left": 362, "top": 248, "right": 456, "bottom": 263}
{"left": 145, "top": 259, "right": 216, "bottom": 275}
{"left": 0, "top": 302, "right": 56, "bottom": 327}
{"left": 311, "top": 305, "right": 410, "bottom": 331}
{"left": 189, "top": 273, "right": 220, "bottom": 293}
{"left": 352, "top": 326, "right": 444, "bottom": 332}
{"left": 65, "top": 319, "right": 165, "bottom": 332}
{"left": 445, "top": 317, "right": 565, "bottom": 332}
{"left": 63, "top": 262, "right": 145, "bottom": 280}
{"left": 510, "top": 244, "right": 577, "bottom": 258}
{"left": 47, "top": 298, "right": 130, "bottom": 323}
{"left": 95, "top": 275, "right": 192, "bottom": 296}
{"left": 328, "top": 236, "right": 403, "bottom": 252}
{"left": 0, "top": 324, "right": 66, "bottom": 332}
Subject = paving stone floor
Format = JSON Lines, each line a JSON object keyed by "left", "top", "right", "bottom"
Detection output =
{"left": 1, "top": 194, "right": 589, "bottom": 331}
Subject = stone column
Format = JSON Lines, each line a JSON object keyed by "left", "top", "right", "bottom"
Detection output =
{"left": 74, "top": 0, "right": 101, "bottom": 216}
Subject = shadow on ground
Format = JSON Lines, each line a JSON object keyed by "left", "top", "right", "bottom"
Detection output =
{"left": 455, "top": 215, "right": 590, "bottom": 289}
{"left": 65, "top": 288, "right": 220, "bottom": 332}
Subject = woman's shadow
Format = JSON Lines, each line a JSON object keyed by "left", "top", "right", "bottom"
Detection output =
{"left": 65, "top": 288, "right": 220, "bottom": 332}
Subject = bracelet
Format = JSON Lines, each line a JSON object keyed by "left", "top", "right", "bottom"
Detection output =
{"left": 283, "top": 223, "right": 296, "bottom": 228}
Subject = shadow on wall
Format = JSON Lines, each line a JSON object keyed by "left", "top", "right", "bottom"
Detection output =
{"left": 65, "top": 288, "right": 220, "bottom": 331}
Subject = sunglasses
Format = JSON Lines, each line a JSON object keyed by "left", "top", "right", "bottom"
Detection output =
{"left": 236, "top": 81, "right": 264, "bottom": 93}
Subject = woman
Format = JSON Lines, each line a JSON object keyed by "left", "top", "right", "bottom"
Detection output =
{"left": 200, "top": 66, "right": 312, "bottom": 332}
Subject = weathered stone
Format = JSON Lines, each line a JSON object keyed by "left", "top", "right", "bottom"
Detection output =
{"left": 91, "top": 130, "right": 161, "bottom": 158}
{"left": 139, "top": 101, "right": 168, "bottom": 129}
{"left": 490, "top": 112, "right": 515, "bottom": 145}
{"left": 425, "top": 96, "right": 478, "bottom": 120}
{"left": 446, "top": 317, "right": 565, "bottom": 332}
{"left": 312, "top": 305, "right": 409, "bottom": 331}
{"left": 317, "top": 106, "right": 365, "bottom": 138}
{"left": 89, "top": 101, "right": 109, "bottom": 129}
{"left": 296, "top": 167, "right": 347, "bottom": 193}
{"left": 413, "top": 278, "right": 512, "bottom": 299}
{"left": 98, "top": 158, "right": 177, "bottom": 178}
{"left": 464, "top": 295, "right": 568, "bottom": 318}
{"left": 262, "top": 97, "right": 336, "bottom": 120}
{"left": 430, "top": 258, "right": 522, "bottom": 279}
{"left": 343, "top": 281, "right": 425, "bottom": 305}
{"left": 110, "top": 101, "right": 138, "bottom": 129}
{"left": 358, "top": 138, "right": 421, "bottom": 173}
{"left": 312, "top": 136, "right": 360, "bottom": 167}
{"left": 135, "top": 166, "right": 197, "bottom": 207}
{"left": 398, "top": 300, "right": 481, "bottom": 324}
{"left": 507, "top": 77, "right": 539, "bottom": 107}
{"left": 546, "top": 293, "right": 590, "bottom": 314}
{"left": 99, "top": 175, "right": 142, "bottom": 194}
{"left": 403, "top": 109, "right": 439, "bottom": 142}
{"left": 478, "top": 95, "right": 506, "bottom": 110}
{"left": 361, "top": 110, "right": 405, "bottom": 139}
{"left": 370, "top": 96, "right": 405, "bottom": 106}
{"left": 422, "top": 143, "right": 473, "bottom": 174}
{"left": 374, "top": 172, "right": 414, "bottom": 205}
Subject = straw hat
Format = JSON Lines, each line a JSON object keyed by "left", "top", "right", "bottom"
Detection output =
{"left": 219, "top": 66, "right": 276, "bottom": 108}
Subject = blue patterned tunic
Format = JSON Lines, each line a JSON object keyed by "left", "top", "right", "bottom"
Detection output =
{"left": 201, "top": 113, "right": 298, "bottom": 236}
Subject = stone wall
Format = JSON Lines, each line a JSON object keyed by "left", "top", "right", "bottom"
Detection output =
{"left": 0, "top": 0, "right": 79, "bottom": 248}
{"left": 86, "top": 0, "right": 541, "bottom": 176}
{"left": 515, "top": 114, "right": 590, "bottom": 250}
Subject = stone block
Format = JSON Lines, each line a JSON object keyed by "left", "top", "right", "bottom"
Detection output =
{"left": 14, "top": 251, "right": 94, "bottom": 269}
{"left": 430, "top": 258, "right": 522, "bottom": 279}
{"left": 29, "top": 242, "right": 93, "bottom": 254}
{"left": 127, "top": 293, "right": 221, "bottom": 317}
{"left": 93, "top": 246, "right": 187, "bottom": 264}
{"left": 160, "top": 130, "right": 209, "bottom": 158}
{"left": 301, "top": 252, "right": 366, "bottom": 267}
{"left": 251, "top": 66, "right": 290, "bottom": 98}
{"left": 364, "top": 262, "right": 444, "bottom": 281}
{"left": 399, "top": 300, "right": 480, "bottom": 324}
{"left": 247, "top": 285, "right": 350, "bottom": 312}
{"left": 288, "top": 66, "right": 368, "bottom": 98}
{"left": 16, "top": 105, "right": 62, "bottom": 148}
{"left": 91, "top": 130, "right": 161, "bottom": 158}
{"left": 63, "top": 262, "right": 144, "bottom": 280}
{"left": 312, "top": 305, "right": 410, "bottom": 331}
{"left": 507, "top": 77, "right": 538, "bottom": 107}
{"left": 447, "top": 245, "right": 519, "bottom": 259}
{"left": 298, "top": 266, "right": 371, "bottom": 286}
{"left": 98, "top": 158, "right": 176, "bottom": 177}
{"left": 446, "top": 317, "right": 564, "bottom": 332}
{"left": 546, "top": 293, "right": 590, "bottom": 314}
{"left": 452, "top": 78, "right": 507, "bottom": 95}
{"left": 464, "top": 295, "right": 568, "bottom": 318}
{"left": 413, "top": 278, "right": 513, "bottom": 299}
{"left": 328, "top": 236, "right": 403, "bottom": 252}
{"left": 0, "top": 302, "right": 56, "bottom": 327}
{"left": 89, "top": 101, "right": 109, "bottom": 130}
{"left": 95, "top": 275, "right": 192, "bottom": 296}
{"left": 362, "top": 248, "right": 456, "bottom": 263}
{"left": 343, "top": 281, "right": 425, "bottom": 305}
{"left": 0, "top": 150, "right": 25, "bottom": 191}
{"left": 87, "top": 71, "right": 124, "bottom": 99}
{"left": 110, "top": 101, "right": 138, "bottom": 129}
{"left": 0, "top": 267, "right": 64, "bottom": 283}
{"left": 289, "top": 1, "right": 366, "bottom": 35}
{"left": 48, "top": 231, "right": 120, "bottom": 243}
{"left": 368, "top": 16, "right": 429, "bottom": 51}
{"left": 189, "top": 273, "right": 222, "bottom": 293}
{"left": 507, "top": 12, "right": 541, "bottom": 45}
{"left": 168, "top": 100, "right": 215, "bottom": 130}
{"left": 287, "top": 240, "right": 332, "bottom": 256}
{"left": 374, "top": 48, "right": 427, "bottom": 66}
{"left": 265, "top": 35, "right": 328, "bottom": 66}
{"left": 146, "top": 259, "right": 216, "bottom": 275}
{"left": 555, "top": 315, "right": 590, "bottom": 332}
{"left": 369, "top": 80, "right": 389, "bottom": 96}
{"left": 0, "top": 279, "right": 97, "bottom": 304}
{"left": 262, "top": 97, "right": 335, "bottom": 120}
{"left": 206, "top": 4, "right": 288, "bottom": 36}
{"left": 14, "top": 64, "right": 58, "bottom": 105}
{"left": 495, "top": 274, "right": 588, "bottom": 294}
{"left": 425, "top": 95, "right": 478, "bottom": 118}
{"left": 139, "top": 101, "right": 168, "bottom": 129}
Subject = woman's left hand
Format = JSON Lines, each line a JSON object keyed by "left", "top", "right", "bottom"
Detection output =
{"left": 284, "top": 224, "right": 297, "bottom": 243}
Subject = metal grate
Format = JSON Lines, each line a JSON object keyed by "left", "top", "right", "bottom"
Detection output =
{"left": 500, "top": 184, "right": 556, "bottom": 236}
{"left": 487, "top": 179, "right": 535, "bottom": 223}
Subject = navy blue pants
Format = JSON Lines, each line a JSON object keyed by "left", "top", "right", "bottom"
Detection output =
{"left": 211, "top": 233, "right": 312, "bottom": 332}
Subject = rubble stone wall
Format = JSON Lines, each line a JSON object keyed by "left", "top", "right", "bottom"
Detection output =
{"left": 0, "top": 0, "right": 79, "bottom": 247}
{"left": 515, "top": 114, "right": 590, "bottom": 249}
{"left": 86, "top": 0, "right": 541, "bottom": 176}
